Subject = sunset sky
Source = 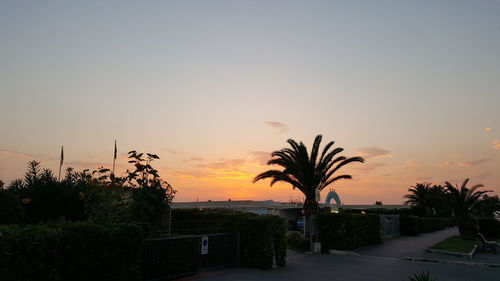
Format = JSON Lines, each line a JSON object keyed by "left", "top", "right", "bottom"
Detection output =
{"left": 1, "top": 1, "right": 499, "bottom": 204}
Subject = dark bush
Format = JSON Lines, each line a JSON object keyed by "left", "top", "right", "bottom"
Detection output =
{"left": 286, "top": 231, "right": 309, "bottom": 252}
{"left": 0, "top": 189, "right": 24, "bottom": 224}
{"left": 171, "top": 209, "right": 287, "bottom": 269}
{"left": 478, "top": 217, "right": 500, "bottom": 239}
{"left": 400, "top": 216, "right": 453, "bottom": 236}
{"left": 318, "top": 213, "right": 381, "bottom": 251}
{"left": 0, "top": 222, "right": 143, "bottom": 281}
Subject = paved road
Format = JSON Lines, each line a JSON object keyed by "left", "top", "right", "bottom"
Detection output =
{"left": 193, "top": 254, "right": 500, "bottom": 281}
{"left": 183, "top": 228, "right": 500, "bottom": 281}
{"left": 355, "top": 227, "right": 459, "bottom": 258}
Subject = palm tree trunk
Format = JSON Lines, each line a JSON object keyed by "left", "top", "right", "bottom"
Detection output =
{"left": 303, "top": 196, "right": 319, "bottom": 252}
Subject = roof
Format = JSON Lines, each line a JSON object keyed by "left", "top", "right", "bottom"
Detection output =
{"left": 171, "top": 200, "right": 407, "bottom": 210}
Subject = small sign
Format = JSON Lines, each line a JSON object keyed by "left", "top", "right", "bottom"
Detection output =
{"left": 201, "top": 236, "right": 209, "bottom": 255}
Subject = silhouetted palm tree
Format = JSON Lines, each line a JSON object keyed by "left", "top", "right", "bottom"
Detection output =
{"left": 445, "top": 178, "right": 491, "bottom": 238}
{"left": 404, "top": 183, "right": 433, "bottom": 208}
{"left": 404, "top": 183, "right": 446, "bottom": 216}
{"left": 253, "top": 135, "right": 364, "bottom": 245}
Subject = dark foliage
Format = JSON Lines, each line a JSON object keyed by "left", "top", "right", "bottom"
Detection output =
{"left": 318, "top": 213, "right": 381, "bottom": 251}
{"left": 0, "top": 189, "right": 24, "bottom": 224}
{"left": 399, "top": 216, "right": 453, "bottom": 236}
{"left": 0, "top": 222, "right": 143, "bottom": 281}
{"left": 444, "top": 179, "right": 491, "bottom": 238}
{"left": 286, "top": 231, "right": 309, "bottom": 252}
{"left": 171, "top": 209, "right": 287, "bottom": 269}
{"left": 477, "top": 217, "right": 500, "bottom": 239}
{"left": 253, "top": 134, "right": 364, "bottom": 241}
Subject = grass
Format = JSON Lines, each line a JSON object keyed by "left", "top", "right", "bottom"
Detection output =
{"left": 429, "top": 236, "right": 479, "bottom": 254}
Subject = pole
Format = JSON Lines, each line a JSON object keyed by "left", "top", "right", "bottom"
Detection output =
{"left": 58, "top": 146, "right": 63, "bottom": 181}
{"left": 112, "top": 140, "right": 117, "bottom": 175}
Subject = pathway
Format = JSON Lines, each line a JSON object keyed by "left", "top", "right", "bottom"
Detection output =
{"left": 184, "top": 227, "right": 500, "bottom": 281}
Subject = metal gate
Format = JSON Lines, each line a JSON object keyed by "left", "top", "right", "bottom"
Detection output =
{"left": 142, "top": 233, "right": 239, "bottom": 281}
{"left": 379, "top": 215, "right": 400, "bottom": 237}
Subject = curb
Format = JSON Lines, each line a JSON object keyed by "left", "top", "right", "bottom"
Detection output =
{"left": 403, "top": 256, "right": 500, "bottom": 268}
{"left": 329, "top": 250, "right": 360, "bottom": 256}
{"left": 426, "top": 245, "right": 477, "bottom": 259}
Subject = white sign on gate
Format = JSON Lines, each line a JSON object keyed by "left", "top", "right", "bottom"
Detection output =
{"left": 201, "top": 236, "right": 209, "bottom": 255}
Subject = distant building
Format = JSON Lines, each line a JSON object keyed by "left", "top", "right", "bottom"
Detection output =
{"left": 171, "top": 200, "right": 407, "bottom": 230}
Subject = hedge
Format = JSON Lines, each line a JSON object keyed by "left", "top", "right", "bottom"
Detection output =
{"left": 171, "top": 209, "right": 287, "bottom": 269}
{"left": 0, "top": 222, "right": 143, "bottom": 281}
{"left": 400, "top": 216, "right": 454, "bottom": 235}
{"left": 318, "top": 213, "right": 381, "bottom": 251}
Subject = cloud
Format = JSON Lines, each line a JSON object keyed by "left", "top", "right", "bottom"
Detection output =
{"left": 0, "top": 149, "right": 57, "bottom": 162}
{"left": 449, "top": 153, "right": 462, "bottom": 158}
{"left": 484, "top": 127, "right": 492, "bottom": 132}
{"left": 458, "top": 158, "right": 492, "bottom": 167}
{"left": 356, "top": 147, "right": 391, "bottom": 159}
{"left": 198, "top": 158, "right": 246, "bottom": 170}
{"left": 264, "top": 121, "right": 289, "bottom": 133}
{"left": 250, "top": 151, "right": 271, "bottom": 165}
{"left": 439, "top": 161, "right": 453, "bottom": 168}
{"left": 354, "top": 162, "right": 388, "bottom": 174}
{"left": 401, "top": 160, "right": 418, "bottom": 170}
{"left": 493, "top": 140, "right": 500, "bottom": 150}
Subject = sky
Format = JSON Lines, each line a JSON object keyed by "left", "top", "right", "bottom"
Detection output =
{"left": 1, "top": 0, "right": 499, "bottom": 204}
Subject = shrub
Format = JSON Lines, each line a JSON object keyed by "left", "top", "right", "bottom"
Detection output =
{"left": 318, "top": 213, "right": 381, "bottom": 251}
{"left": 171, "top": 209, "right": 287, "bottom": 269}
{"left": 400, "top": 216, "right": 453, "bottom": 236}
{"left": 286, "top": 231, "right": 309, "bottom": 252}
{"left": 0, "top": 189, "right": 24, "bottom": 224}
{"left": 478, "top": 217, "right": 500, "bottom": 239}
{"left": 0, "top": 222, "right": 143, "bottom": 281}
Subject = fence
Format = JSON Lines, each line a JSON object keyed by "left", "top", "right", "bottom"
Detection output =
{"left": 142, "top": 232, "right": 240, "bottom": 281}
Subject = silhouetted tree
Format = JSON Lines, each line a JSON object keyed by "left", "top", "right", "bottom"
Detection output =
{"left": 477, "top": 194, "right": 500, "bottom": 217}
{"left": 253, "top": 134, "right": 364, "bottom": 248}
{"left": 126, "top": 151, "right": 176, "bottom": 229}
{"left": 444, "top": 178, "right": 491, "bottom": 239}
{"left": 403, "top": 183, "right": 447, "bottom": 216}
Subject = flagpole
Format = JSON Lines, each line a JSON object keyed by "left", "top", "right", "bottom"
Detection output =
{"left": 112, "top": 140, "right": 117, "bottom": 175}
{"left": 58, "top": 146, "right": 64, "bottom": 181}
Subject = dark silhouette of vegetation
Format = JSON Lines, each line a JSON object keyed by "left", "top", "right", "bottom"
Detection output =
{"left": 253, "top": 134, "right": 364, "bottom": 249}
{"left": 409, "top": 271, "right": 436, "bottom": 281}
{"left": 403, "top": 183, "right": 449, "bottom": 217}
{"left": 444, "top": 178, "right": 492, "bottom": 239}
{"left": 0, "top": 152, "right": 175, "bottom": 229}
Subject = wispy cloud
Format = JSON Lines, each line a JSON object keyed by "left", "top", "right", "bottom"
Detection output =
{"left": 198, "top": 158, "right": 246, "bottom": 170}
{"left": 458, "top": 158, "right": 492, "bottom": 167}
{"left": 354, "top": 162, "right": 388, "bottom": 174}
{"left": 0, "top": 149, "right": 57, "bottom": 162}
{"left": 450, "top": 153, "right": 462, "bottom": 158}
{"left": 401, "top": 160, "right": 418, "bottom": 170}
{"left": 484, "top": 127, "right": 492, "bottom": 132}
{"left": 250, "top": 151, "right": 271, "bottom": 165}
{"left": 439, "top": 161, "right": 453, "bottom": 168}
{"left": 493, "top": 140, "right": 500, "bottom": 150}
{"left": 356, "top": 147, "right": 391, "bottom": 159}
{"left": 264, "top": 121, "right": 289, "bottom": 133}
